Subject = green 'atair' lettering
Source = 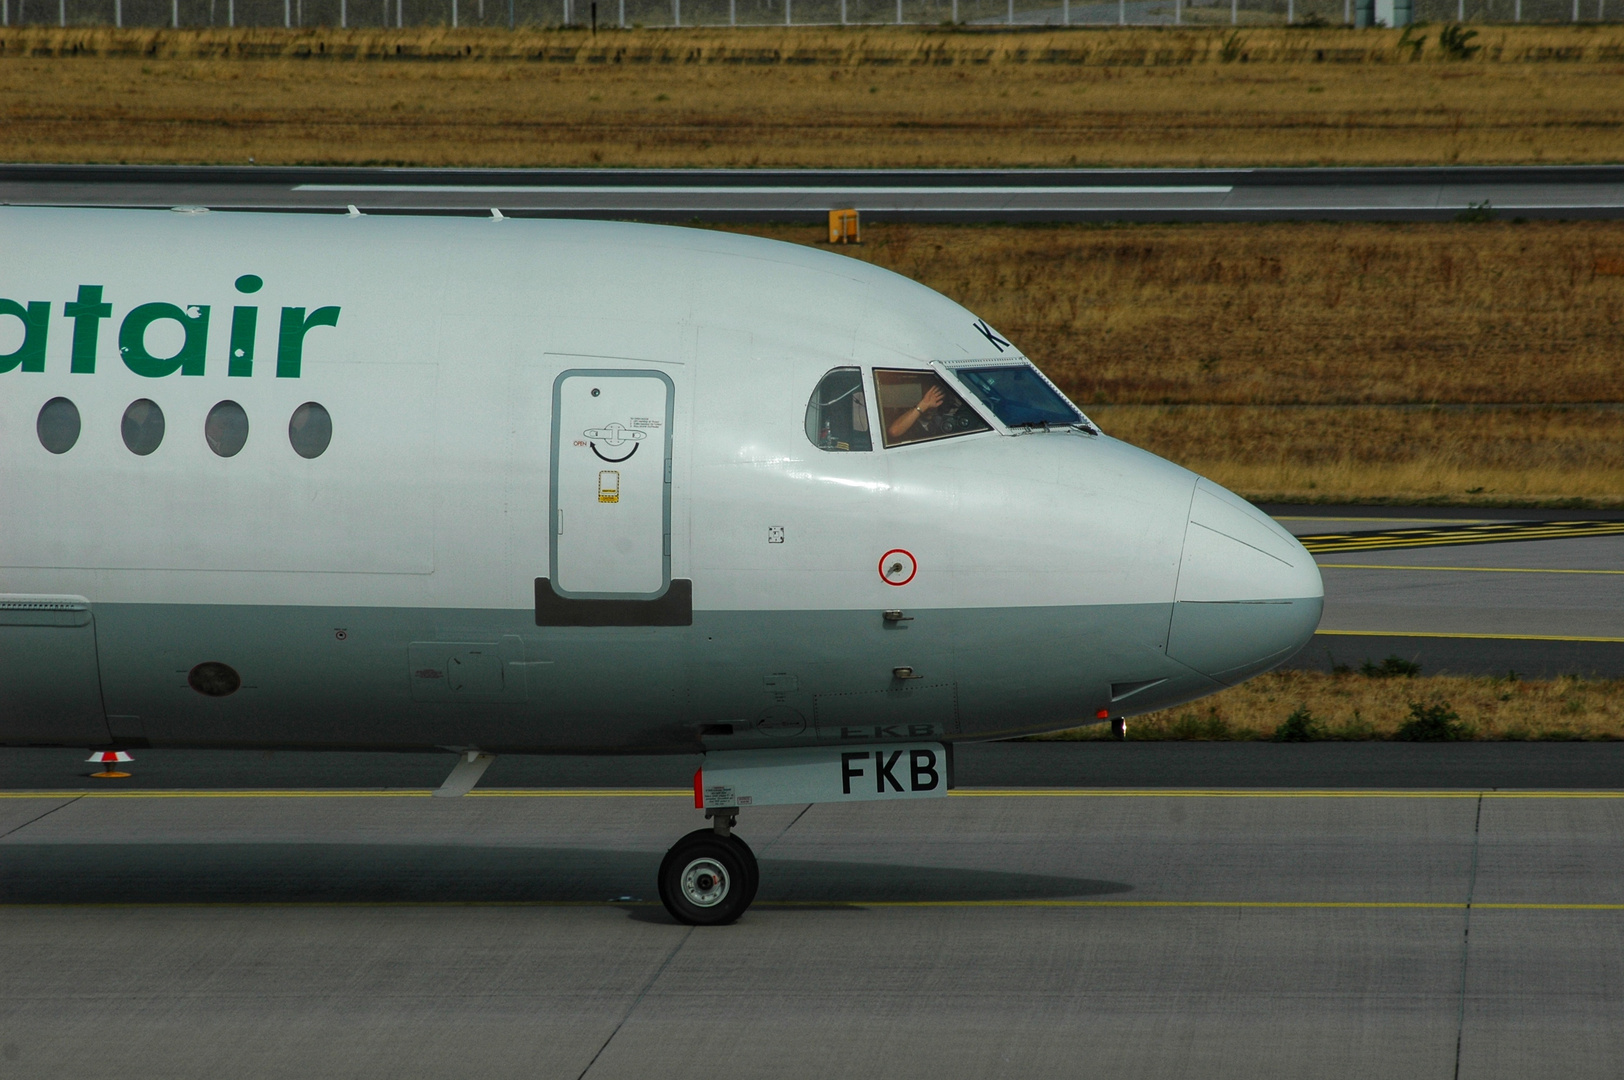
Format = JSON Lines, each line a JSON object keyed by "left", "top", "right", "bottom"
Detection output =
{"left": 229, "top": 274, "right": 262, "bottom": 377}
{"left": 0, "top": 298, "right": 50, "bottom": 373}
{"left": 0, "top": 276, "right": 340, "bottom": 378}
{"left": 276, "top": 305, "right": 342, "bottom": 378}
{"left": 120, "top": 302, "right": 211, "bottom": 378}
{"left": 63, "top": 285, "right": 111, "bottom": 373}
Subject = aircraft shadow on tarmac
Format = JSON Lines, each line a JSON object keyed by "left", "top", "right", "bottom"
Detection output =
{"left": 0, "top": 844, "right": 1129, "bottom": 907}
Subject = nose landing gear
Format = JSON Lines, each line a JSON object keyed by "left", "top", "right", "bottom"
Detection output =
{"left": 657, "top": 809, "right": 759, "bottom": 925}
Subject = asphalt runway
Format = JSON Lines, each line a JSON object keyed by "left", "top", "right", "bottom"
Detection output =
{"left": 4, "top": 164, "right": 1623, "bottom": 222}
{"left": 1263, "top": 506, "right": 1624, "bottom": 679}
{"left": 0, "top": 786, "right": 1619, "bottom": 1079}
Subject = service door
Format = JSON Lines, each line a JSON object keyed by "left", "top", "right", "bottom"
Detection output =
{"left": 550, "top": 369, "right": 674, "bottom": 599}
{"left": 0, "top": 595, "right": 111, "bottom": 746}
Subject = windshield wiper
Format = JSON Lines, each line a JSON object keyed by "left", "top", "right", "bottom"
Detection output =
{"left": 1013, "top": 419, "right": 1095, "bottom": 434}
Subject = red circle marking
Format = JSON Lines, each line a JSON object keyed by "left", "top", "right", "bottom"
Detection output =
{"left": 878, "top": 549, "right": 918, "bottom": 587}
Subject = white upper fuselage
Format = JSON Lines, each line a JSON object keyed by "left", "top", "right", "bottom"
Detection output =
{"left": 0, "top": 208, "right": 1321, "bottom": 752}
{"left": 2, "top": 209, "right": 1306, "bottom": 609}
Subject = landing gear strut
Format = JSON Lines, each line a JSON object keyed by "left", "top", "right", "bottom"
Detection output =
{"left": 657, "top": 809, "right": 759, "bottom": 925}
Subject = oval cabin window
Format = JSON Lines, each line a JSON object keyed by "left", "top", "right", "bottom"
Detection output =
{"left": 121, "top": 399, "right": 166, "bottom": 456}
{"left": 36, "top": 397, "right": 81, "bottom": 454}
{"left": 288, "top": 402, "right": 332, "bottom": 459}
{"left": 205, "top": 400, "right": 250, "bottom": 458}
{"left": 804, "top": 368, "right": 872, "bottom": 452}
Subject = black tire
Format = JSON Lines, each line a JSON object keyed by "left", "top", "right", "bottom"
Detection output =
{"left": 657, "top": 829, "right": 753, "bottom": 926}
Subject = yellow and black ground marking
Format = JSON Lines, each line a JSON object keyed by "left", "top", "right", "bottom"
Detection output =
{"left": 1298, "top": 520, "right": 1624, "bottom": 554}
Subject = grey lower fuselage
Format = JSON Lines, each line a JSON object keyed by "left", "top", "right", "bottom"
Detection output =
{"left": 18, "top": 598, "right": 1319, "bottom": 754}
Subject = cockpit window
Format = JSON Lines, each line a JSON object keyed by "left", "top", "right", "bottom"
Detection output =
{"left": 954, "top": 363, "right": 1086, "bottom": 429}
{"left": 874, "top": 369, "right": 992, "bottom": 448}
{"left": 805, "top": 367, "right": 872, "bottom": 452}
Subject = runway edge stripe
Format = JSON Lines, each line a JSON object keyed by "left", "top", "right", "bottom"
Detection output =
{"left": 1318, "top": 564, "right": 1624, "bottom": 575}
{"left": 1299, "top": 520, "right": 1624, "bottom": 553}
{"left": 1315, "top": 630, "right": 1624, "bottom": 642}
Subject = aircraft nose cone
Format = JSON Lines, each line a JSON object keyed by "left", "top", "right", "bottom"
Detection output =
{"left": 1167, "top": 479, "right": 1324, "bottom": 684}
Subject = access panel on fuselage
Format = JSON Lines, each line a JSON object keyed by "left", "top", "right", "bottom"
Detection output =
{"left": 0, "top": 597, "right": 110, "bottom": 747}
{"left": 550, "top": 370, "right": 673, "bottom": 599}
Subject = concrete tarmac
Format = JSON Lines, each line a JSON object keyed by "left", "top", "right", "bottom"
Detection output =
{"left": 0, "top": 787, "right": 1618, "bottom": 1079}
{"left": 1267, "top": 507, "right": 1624, "bottom": 679}
{"left": 4, "top": 164, "right": 1624, "bottom": 222}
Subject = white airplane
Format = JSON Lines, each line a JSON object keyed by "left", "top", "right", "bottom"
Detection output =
{"left": 0, "top": 206, "right": 1322, "bottom": 924}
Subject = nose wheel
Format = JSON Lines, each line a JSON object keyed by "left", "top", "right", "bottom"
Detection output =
{"left": 657, "top": 813, "right": 759, "bottom": 925}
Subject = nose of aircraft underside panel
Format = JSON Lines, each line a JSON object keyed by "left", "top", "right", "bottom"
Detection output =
{"left": 1166, "top": 479, "right": 1324, "bottom": 685}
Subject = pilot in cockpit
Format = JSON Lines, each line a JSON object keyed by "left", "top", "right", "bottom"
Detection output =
{"left": 886, "top": 383, "right": 945, "bottom": 442}
{"left": 875, "top": 371, "right": 990, "bottom": 447}
{"left": 806, "top": 367, "right": 995, "bottom": 453}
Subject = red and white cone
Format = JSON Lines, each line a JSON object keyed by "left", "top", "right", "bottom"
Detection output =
{"left": 87, "top": 751, "right": 133, "bottom": 779}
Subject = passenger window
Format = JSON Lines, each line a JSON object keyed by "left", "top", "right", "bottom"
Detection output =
{"left": 874, "top": 369, "right": 991, "bottom": 448}
{"left": 121, "top": 399, "right": 165, "bottom": 456}
{"left": 804, "top": 367, "right": 872, "bottom": 452}
{"left": 36, "top": 397, "right": 81, "bottom": 455}
{"left": 205, "top": 400, "right": 250, "bottom": 458}
{"left": 288, "top": 402, "right": 332, "bottom": 459}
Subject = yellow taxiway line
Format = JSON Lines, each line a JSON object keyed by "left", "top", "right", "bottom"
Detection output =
{"left": 844, "top": 900, "right": 1624, "bottom": 911}
{"left": 1273, "top": 517, "right": 1499, "bottom": 524}
{"left": 1315, "top": 629, "right": 1624, "bottom": 643}
{"left": 1298, "top": 520, "right": 1624, "bottom": 554}
{"left": 950, "top": 789, "right": 1624, "bottom": 798}
{"left": 0, "top": 788, "right": 690, "bottom": 799}
{"left": 2, "top": 788, "right": 1622, "bottom": 800}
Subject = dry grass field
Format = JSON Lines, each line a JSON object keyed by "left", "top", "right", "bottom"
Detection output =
{"left": 725, "top": 220, "right": 1624, "bottom": 504}
{"left": 733, "top": 221, "right": 1624, "bottom": 406}
{"left": 1041, "top": 669, "right": 1624, "bottom": 740}
{"left": 1, "top": 25, "right": 1623, "bottom": 166}
{"left": 1091, "top": 405, "right": 1624, "bottom": 505}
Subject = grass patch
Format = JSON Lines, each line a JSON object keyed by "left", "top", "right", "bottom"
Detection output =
{"left": 1394, "top": 700, "right": 1475, "bottom": 741}
{"left": 1036, "top": 670, "right": 1624, "bottom": 741}
{"left": 2, "top": 26, "right": 1623, "bottom": 167}
{"left": 1271, "top": 705, "right": 1325, "bottom": 742}
{"left": 1362, "top": 655, "right": 1423, "bottom": 678}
